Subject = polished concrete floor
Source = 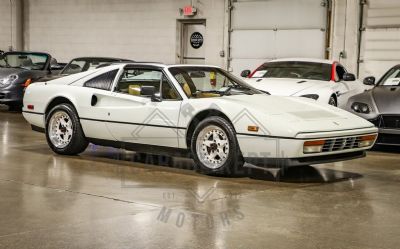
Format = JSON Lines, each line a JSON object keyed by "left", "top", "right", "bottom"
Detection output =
{"left": 0, "top": 107, "right": 400, "bottom": 249}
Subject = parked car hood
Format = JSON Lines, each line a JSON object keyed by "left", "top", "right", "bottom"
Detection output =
{"left": 245, "top": 78, "right": 329, "bottom": 96}
{"left": 220, "top": 94, "right": 374, "bottom": 135}
{"left": 0, "top": 67, "right": 26, "bottom": 78}
{"left": 372, "top": 86, "right": 400, "bottom": 113}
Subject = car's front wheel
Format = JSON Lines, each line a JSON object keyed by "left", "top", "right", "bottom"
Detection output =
{"left": 45, "top": 103, "right": 88, "bottom": 155}
{"left": 191, "top": 116, "right": 243, "bottom": 176}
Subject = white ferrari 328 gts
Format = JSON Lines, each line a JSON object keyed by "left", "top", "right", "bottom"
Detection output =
{"left": 23, "top": 63, "right": 378, "bottom": 175}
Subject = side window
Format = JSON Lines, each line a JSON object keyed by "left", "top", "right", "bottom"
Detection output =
{"left": 115, "top": 69, "right": 161, "bottom": 96}
{"left": 83, "top": 69, "right": 118, "bottom": 91}
{"left": 161, "top": 75, "right": 180, "bottom": 100}
{"left": 115, "top": 68, "right": 180, "bottom": 100}
{"left": 336, "top": 65, "right": 346, "bottom": 81}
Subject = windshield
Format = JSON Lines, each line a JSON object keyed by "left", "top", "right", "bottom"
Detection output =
{"left": 168, "top": 67, "right": 262, "bottom": 98}
{"left": 378, "top": 66, "right": 400, "bottom": 86}
{"left": 0, "top": 52, "right": 49, "bottom": 70}
{"left": 61, "top": 58, "right": 122, "bottom": 75}
{"left": 251, "top": 61, "right": 332, "bottom": 81}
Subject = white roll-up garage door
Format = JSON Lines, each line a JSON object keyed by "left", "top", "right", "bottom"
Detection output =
{"left": 229, "top": 0, "right": 329, "bottom": 75}
{"left": 359, "top": 0, "right": 400, "bottom": 79}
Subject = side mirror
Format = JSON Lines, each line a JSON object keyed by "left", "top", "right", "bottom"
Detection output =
{"left": 363, "top": 76, "right": 376, "bottom": 86}
{"left": 140, "top": 86, "right": 161, "bottom": 102}
{"left": 343, "top": 73, "right": 356, "bottom": 81}
{"left": 241, "top": 70, "right": 251, "bottom": 78}
{"left": 50, "top": 64, "right": 65, "bottom": 71}
{"left": 140, "top": 85, "right": 156, "bottom": 96}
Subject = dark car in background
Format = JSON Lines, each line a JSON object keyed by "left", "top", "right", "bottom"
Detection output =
{"left": 0, "top": 51, "right": 63, "bottom": 110}
{"left": 40, "top": 57, "right": 134, "bottom": 81}
{"left": 346, "top": 64, "right": 400, "bottom": 146}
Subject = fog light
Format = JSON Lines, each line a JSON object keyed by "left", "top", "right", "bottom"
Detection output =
{"left": 304, "top": 140, "right": 325, "bottom": 154}
{"left": 358, "top": 134, "right": 377, "bottom": 147}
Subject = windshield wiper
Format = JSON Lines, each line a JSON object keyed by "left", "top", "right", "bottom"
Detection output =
{"left": 222, "top": 85, "right": 253, "bottom": 95}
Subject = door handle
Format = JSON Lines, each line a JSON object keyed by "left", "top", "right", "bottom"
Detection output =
{"left": 91, "top": 95, "right": 98, "bottom": 106}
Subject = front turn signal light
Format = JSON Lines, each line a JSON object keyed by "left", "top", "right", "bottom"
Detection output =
{"left": 23, "top": 78, "right": 32, "bottom": 88}
{"left": 304, "top": 140, "right": 325, "bottom": 154}
{"left": 358, "top": 134, "right": 377, "bottom": 148}
{"left": 247, "top": 126, "right": 259, "bottom": 132}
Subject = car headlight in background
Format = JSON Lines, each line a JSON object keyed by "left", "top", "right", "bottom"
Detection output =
{"left": 300, "top": 94, "right": 319, "bottom": 100}
{"left": 351, "top": 102, "right": 371, "bottom": 114}
{"left": 0, "top": 74, "right": 18, "bottom": 87}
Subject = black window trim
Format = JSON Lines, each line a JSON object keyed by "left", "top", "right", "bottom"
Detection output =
{"left": 83, "top": 69, "right": 119, "bottom": 91}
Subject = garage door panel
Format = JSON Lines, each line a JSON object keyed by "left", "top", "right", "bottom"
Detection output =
{"left": 359, "top": 61, "right": 399, "bottom": 79}
{"left": 360, "top": 0, "right": 400, "bottom": 79}
{"left": 368, "top": 0, "right": 400, "bottom": 8}
{"left": 365, "top": 40, "right": 400, "bottom": 51}
{"left": 230, "top": 30, "right": 275, "bottom": 58}
{"left": 232, "top": 0, "right": 326, "bottom": 30}
{"left": 275, "top": 29, "right": 325, "bottom": 58}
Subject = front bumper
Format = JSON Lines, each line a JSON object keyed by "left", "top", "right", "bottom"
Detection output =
{"left": 0, "top": 85, "right": 24, "bottom": 103}
{"left": 237, "top": 127, "right": 377, "bottom": 168}
{"left": 244, "top": 150, "right": 366, "bottom": 168}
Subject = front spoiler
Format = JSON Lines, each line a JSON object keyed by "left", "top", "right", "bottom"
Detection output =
{"left": 244, "top": 150, "right": 366, "bottom": 168}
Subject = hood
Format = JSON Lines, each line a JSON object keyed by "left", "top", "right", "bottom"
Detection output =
{"left": 372, "top": 86, "right": 400, "bottom": 114}
{"left": 245, "top": 78, "right": 329, "bottom": 96}
{"left": 0, "top": 67, "right": 46, "bottom": 83}
{"left": 0, "top": 67, "right": 26, "bottom": 78}
{"left": 221, "top": 94, "right": 374, "bottom": 135}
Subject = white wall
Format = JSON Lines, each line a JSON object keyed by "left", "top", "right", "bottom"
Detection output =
{"left": 23, "top": 0, "right": 227, "bottom": 67}
{"left": 0, "top": 0, "right": 20, "bottom": 51}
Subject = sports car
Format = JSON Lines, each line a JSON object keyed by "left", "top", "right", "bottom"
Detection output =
{"left": 346, "top": 64, "right": 400, "bottom": 146}
{"left": 241, "top": 58, "right": 370, "bottom": 108}
{"left": 0, "top": 51, "right": 63, "bottom": 110}
{"left": 39, "top": 57, "right": 134, "bottom": 81}
{"left": 22, "top": 63, "right": 377, "bottom": 175}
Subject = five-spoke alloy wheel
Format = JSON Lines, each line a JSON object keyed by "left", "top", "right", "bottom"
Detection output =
{"left": 45, "top": 103, "right": 88, "bottom": 155}
{"left": 191, "top": 116, "right": 243, "bottom": 176}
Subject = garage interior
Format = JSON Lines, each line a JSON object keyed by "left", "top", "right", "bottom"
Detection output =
{"left": 1, "top": 0, "right": 400, "bottom": 249}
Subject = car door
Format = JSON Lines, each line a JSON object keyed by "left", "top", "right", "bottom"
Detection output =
{"left": 333, "top": 64, "right": 358, "bottom": 108}
{"left": 104, "top": 66, "right": 183, "bottom": 148}
{"left": 77, "top": 69, "right": 120, "bottom": 141}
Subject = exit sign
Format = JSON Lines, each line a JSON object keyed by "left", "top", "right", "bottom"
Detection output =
{"left": 183, "top": 5, "right": 197, "bottom": 16}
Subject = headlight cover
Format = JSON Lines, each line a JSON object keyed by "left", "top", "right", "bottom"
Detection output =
{"left": 0, "top": 74, "right": 18, "bottom": 87}
{"left": 300, "top": 94, "right": 319, "bottom": 100}
{"left": 351, "top": 102, "right": 371, "bottom": 114}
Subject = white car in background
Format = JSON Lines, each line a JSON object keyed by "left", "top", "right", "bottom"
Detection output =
{"left": 22, "top": 63, "right": 377, "bottom": 176}
{"left": 241, "top": 58, "right": 370, "bottom": 108}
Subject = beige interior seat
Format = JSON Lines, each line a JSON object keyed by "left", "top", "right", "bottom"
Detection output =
{"left": 128, "top": 85, "right": 141, "bottom": 96}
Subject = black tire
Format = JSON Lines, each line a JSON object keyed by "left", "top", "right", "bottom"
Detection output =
{"left": 328, "top": 95, "right": 337, "bottom": 106}
{"left": 191, "top": 116, "right": 244, "bottom": 176}
{"left": 45, "top": 103, "right": 88, "bottom": 155}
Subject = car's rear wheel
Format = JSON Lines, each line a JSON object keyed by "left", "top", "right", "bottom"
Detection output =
{"left": 45, "top": 103, "right": 88, "bottom": 155}
{"left": 328, "top": 95, "right": 337, "bottom": 106}
{"left": 191, "top": 116, "right": 243, "bottom": 176}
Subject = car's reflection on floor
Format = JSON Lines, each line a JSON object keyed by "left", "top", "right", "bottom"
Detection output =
{"left": 83, "top": 145, "right": 362, "bottom": 184}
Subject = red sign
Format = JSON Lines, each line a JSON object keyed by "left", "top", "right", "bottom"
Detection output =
{"left": 183, "top": 5, "right": 196, "bottom": 16}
